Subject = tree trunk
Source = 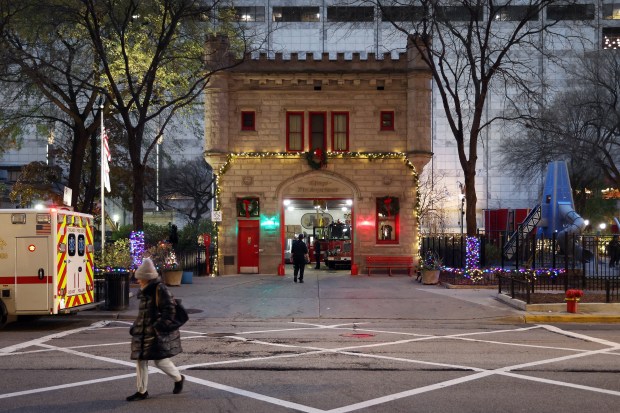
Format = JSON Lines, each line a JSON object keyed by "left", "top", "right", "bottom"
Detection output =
{"left": 132, "top": 162, "right": 145, "bottom": 231}
{"left": 464, "top": 169, "right": 478, "bottom": 236}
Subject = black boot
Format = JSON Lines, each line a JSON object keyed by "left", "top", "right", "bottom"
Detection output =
{"left": 173, "top": 375, "right": 185, "bottom": 394}
{"left": 126, "top": 391, "right": 149, "bottom": 401}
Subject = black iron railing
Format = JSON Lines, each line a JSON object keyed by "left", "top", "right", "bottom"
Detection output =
{"left": 421, "top": 233, "right": 620, "bottom": 303}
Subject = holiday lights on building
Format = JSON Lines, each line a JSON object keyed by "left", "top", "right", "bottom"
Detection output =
{"left": 210, "top": 150, "right": 423, "bottom": 272}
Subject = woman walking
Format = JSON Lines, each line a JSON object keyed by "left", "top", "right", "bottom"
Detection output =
{"left": 126, "top": 258, "right": 185, "bottom": 401}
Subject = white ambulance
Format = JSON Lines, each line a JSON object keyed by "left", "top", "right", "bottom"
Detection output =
{"left": 0, "top": 208, "right": 97, "bottom": 328}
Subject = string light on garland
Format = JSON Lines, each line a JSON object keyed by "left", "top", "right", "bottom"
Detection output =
{"left": 208, "top": 150, "right": 422, "bottom": 273}
{"left": 440, "top": 266, "right": 566, "bottom": 284}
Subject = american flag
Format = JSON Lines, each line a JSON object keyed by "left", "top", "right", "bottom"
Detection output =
{"left": 102, "top": 129, "right": 111, "bottom": 192}
{"left": 36, "top": 223, "right": 51, "bottom": 235}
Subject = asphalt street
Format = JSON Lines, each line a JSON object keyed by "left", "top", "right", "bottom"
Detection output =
{"left": 1, "top": 269, "right": 619, "bottom": 412}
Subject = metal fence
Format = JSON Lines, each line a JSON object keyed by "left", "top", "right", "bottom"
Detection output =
{"left": 496, "top": 271, "right": 620, "bottom": 304}
{"left": 177, "top": 247, "right": 212, "bottom": 276}
{"left": 421, "top": 233, "right": 620, "bottom": 303}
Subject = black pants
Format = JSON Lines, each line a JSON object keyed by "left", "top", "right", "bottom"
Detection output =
{"left": 315, "top": 253, "right": 320, "bottom": 269}
{"left": 293, "top": 256, "right": 305, "bottom": 280}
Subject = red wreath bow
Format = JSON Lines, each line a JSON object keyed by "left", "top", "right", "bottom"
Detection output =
{"left": 384, "top": 197, "right": 393, "bottom": 217}
{"left": 242, "top": 199, "right": 251, "bottom": 218}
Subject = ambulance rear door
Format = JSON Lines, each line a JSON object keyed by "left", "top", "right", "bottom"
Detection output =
{"left": 65, "top": 224, "right": 88, "bottom": 300}
{"left": 14, "top": 237, "right": 50, "bottom": 312}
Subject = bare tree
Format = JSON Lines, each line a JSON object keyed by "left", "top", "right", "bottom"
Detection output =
{"left": 418, "top": 168, "right": 451, "bottom": 234}
{"left": 364, "top": 0, "right": 572, "bottom": 235}
{"left": 502, "top": 50, "right": 620, "bottom": 211}
{"left": 149, "top": 158, "right": 214, "bottom": 223}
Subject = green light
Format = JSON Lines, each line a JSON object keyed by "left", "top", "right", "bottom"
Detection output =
{"left": 260, "top": 215, "right": 279, "bottom": 230}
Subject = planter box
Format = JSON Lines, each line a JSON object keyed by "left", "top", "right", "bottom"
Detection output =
{"left": 163, "top": 270, "right": 183, "bottom": 286}
{"left": 181, "top": 271, "right": 193, "bottom": 284}
{"left": 422, "top": 270, "right": 440, "bottom": 285}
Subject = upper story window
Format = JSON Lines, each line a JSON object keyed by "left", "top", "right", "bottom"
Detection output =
{"left": 437, "top": 6, "right": 483, "bottom": 21}
{"left": 286, "top": 112, "right": 304, "bottom": 152}
{"left": 547, "top": 4, "right": 594, "bottom": 20}
{"left": 309, "top": 112, "right": 327, "bottom": 153}
{"left": 327, "top": 6, "right": 374, "bottom": 22}
{"left": 381, "top": 6, "right": 425, "bottom": 22}
{"left": 380, "top": 111, "right": 394, "bottom": 131}
{"left": 603, "top": 27, "right": 620, "bottom": 48}
{"left": 603, "top": 2, "right": 620, "bottom": 19}
{"left": 273, "top": 7, "right": 320, "bottom": 22}
{"left": 228, "top": 6, "right": 265, "bottom": 22}
{"left": 491, "top": 5, "right": 539, "bottom": 21}
{"left": 241, "top": 111, "right": 255, "bottom": 131}
{"left": 332, "top": 112, "right": 349, "bottom": 152}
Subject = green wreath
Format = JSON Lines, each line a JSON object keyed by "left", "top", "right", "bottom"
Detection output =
{"left": 377, "top": 196, "right": 400, "bottom": 217}
{"left": 305, "top": 149, "right": 327, "bottom": 170}
{"left": 237, "top": 197, "right": 259, "bottom": 217}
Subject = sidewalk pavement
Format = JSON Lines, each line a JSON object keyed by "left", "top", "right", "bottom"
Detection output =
{"left": 82, "top": 269, "right": 620, "bottom": 324}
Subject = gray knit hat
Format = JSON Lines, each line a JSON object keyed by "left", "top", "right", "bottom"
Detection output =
{"left": 135, "top": 258, "right": 158, "bottom": 280}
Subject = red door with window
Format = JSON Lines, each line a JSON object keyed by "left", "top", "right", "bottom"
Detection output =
{"left": 238, "top": 220, "right": 259, "bottom": 273}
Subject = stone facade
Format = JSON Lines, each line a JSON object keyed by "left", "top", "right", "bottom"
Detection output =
{"left": 204, "top": 38, "right": 433, "bottom": 275}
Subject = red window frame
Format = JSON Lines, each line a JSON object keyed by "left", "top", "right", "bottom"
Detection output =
{"left": 380, "top": 111, "right": 394, "bottom": 131}
{"left": 376, "top": 197, "right": 399, "bottom": 244}
{"left": 286, "top": 112, "right": 304, "bottom": 152}
{"left": 241, "top": 111, "right": 256, "bottom": 131}
{"left": 331, "top": 112, "right": 349, "bottom": 152}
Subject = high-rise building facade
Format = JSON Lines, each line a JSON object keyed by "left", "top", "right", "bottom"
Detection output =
{"left": 222, "top": 1, "right": 617, "bottom": 232}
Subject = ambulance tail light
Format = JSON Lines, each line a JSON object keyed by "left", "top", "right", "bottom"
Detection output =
{"left": 58, "top": 243, "right": 66, "bottom": 253}
{"left": 87, "top": 244, "right": 94, "bottom": 253}
{"left": 58, "top": 288, "right": 66, "bottom": 296}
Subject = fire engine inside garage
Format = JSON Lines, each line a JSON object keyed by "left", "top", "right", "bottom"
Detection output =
{"left": 283, "top": 199, "right": 353, "bottom": 270}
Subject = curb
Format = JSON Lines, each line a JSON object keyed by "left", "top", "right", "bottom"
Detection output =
{"left": 524, "top": 313, "right": 620, "bottom": 323}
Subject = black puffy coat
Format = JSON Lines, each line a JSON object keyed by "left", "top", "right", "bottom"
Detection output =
{"left": 130, "top": 280, "right": 182, "bottom": 360}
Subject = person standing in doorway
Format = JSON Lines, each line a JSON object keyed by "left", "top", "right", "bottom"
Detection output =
{"left": 314, "top": 238, "right": 321, "bottom": 269}
{"left": 126, "top": 258, "right": 185, "bottom": 401}
{"left": 292, "top": 233, "right": 308, "bottom": 283}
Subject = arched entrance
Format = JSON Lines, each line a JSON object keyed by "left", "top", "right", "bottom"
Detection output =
{"left": 277, "top": 172, "right": 361, "bottom": 273}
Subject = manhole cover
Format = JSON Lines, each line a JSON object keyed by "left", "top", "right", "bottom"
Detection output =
{"left": 340, "top": 333, "right": 375, "bottom": 338}
{"left": 205, "top": 332, "right": 236, "bottom": 337}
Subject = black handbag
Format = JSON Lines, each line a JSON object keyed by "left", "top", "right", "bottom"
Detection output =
{"left": 156, "top": 284, "right": 189, "bottom": 330}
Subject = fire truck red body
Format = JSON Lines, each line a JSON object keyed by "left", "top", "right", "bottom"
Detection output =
{"left": 312, "top": 222, "right": 352, "bottom": 269}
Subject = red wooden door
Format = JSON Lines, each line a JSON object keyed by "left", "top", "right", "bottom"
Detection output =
{"left": 238, "top": 220, "right": 259, "bottom": 273}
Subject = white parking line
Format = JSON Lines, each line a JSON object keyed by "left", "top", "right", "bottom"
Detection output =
{"left": 1, "top": 320, "right": 618, "bottom": 413}
{"left": 0, "top": 321, "right": 110, "bottom": 354}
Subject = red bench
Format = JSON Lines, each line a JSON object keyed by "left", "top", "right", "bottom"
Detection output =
{"left": 366, "top": 256, "right": 414, "bottom": 276}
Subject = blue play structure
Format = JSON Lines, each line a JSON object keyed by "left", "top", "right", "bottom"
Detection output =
{"left": 504, "top": 161, "right": 590, "bottom": 261}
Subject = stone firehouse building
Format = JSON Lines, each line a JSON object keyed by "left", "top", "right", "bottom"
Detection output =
{"left": 204, "top": 39, "right": 432, "bottom": 276}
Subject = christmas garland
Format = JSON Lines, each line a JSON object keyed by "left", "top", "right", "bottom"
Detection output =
{"left": 377, "top": 196, "right": 400, "bottom": 217}
{"left": 305, "top": 149, "right": 327, "bottom": 169}
{"left": 237, "top": 197, "right": 260, "bottom": 217}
